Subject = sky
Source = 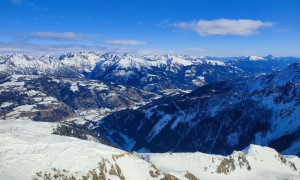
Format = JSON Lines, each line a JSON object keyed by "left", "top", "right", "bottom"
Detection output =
{"left": 0, "top": 0, "right": 300, "bottom": 56}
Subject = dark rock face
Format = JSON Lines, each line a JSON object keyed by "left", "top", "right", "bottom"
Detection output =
{"left": 95, "top": 92, "right": 272, "bottom": 155}
{"left": 93, "top": 63, "right": 300, "bottom": 156}
{"left": 269, "top": 130, "right": 300, "bottom": 153}
{"left": 52, "top": 123, "right": 112, "bottom": 146}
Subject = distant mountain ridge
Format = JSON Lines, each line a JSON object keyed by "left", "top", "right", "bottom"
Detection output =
{"left": 1, "top": 52, "right": 299, "bottom": 94}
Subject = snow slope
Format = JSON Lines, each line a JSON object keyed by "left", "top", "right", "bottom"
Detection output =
{"left": 0, "top": 119, "right": 161, "bottom": 180}
{"left": 0, "top": 119, "right": 300, "bottom": 180}
{"left": 142, "top": 145, "right": 300, "bottom": 180}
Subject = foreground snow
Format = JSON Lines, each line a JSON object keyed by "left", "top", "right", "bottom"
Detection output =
{"left": 0, "top": 119, "right": 299, "bottom": 180}
{"left": 142, "top": 146, "right": 300, "bottom": 180}
{"left": 0, "top": 120, "right": 157, "bottom": 180}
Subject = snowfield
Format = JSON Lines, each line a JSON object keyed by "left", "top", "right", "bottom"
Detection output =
{"left": 0, "top": 120, "right": 156, "bottom": 180}
{"left": 0, "top": 119, "right": 299, "bottom": 180}
{"left": 142, "top": 145, "right": 300, "bottom": 180}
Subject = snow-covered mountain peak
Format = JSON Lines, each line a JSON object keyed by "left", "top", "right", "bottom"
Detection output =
{"left": 205, "top": 60, "right": 226, "bottom": 66}
{"left": 249, "top": 55, "right": 266, "bottom": 61}
{"left": 264, "top": 55, "right": 277, "bottom": 60}
{"left": 6, "top": 53, "right": 33, "bottom": 62}
{"left": 0, "top": 53, "right": 81, "bottom": 77}
{"left": 39, "top": 55, "right": 55, "bottom": 60}
{"left": 101, "top": 52, "right": 115, "bottom": 60}
{"left": 39, "top": 54, "right": 53, "bottom": 58}
{"left": 121, "top": 53, "right": 131, "bottom": 58}
{"left": 59, "top": 51, "right": 101, "bottom": 72}
{"left": 37, "top": 55, "right": 58, "bottom": 65}
{"left": 10, "top": 53, "right": 28, "bottom": 58}
{"left": 116, "top": 55, "right": 150, "bottom": 70}
{"left": 168, "top": 55, "right": 193, "bottom": 66}
{"left": 59, "top": 51, "right": 99, "bottom": 59}
{"left": 98, "top": 54, "right": 196, "bottom": 72}
{"left": 112, "top": 54, "right": 121, "bottom": 61}
{"left": 242, "top": 144, "right": 277, "bottom": 156}
{"left": 149, "top": 54, "right": 194, "bottom": 69}
{"left": 2, "top": 53, "right": 36, "bottom": 67}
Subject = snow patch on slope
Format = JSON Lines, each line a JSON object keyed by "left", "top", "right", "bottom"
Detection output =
{"left": 147, "top": 114, "right": 173, "bottom": 142}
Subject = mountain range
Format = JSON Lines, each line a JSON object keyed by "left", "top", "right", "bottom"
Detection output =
{"left": 1, "top": 52, "right": 300, "bottom": 179}
{"left": 1, "top": 52, "right": 299, "bottom": 95}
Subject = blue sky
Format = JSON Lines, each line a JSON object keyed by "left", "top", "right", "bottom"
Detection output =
{"left": 0, "top": 0, "right": 299, "bottom": 56}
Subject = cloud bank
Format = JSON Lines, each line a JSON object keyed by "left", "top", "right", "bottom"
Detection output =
{"left": 174, "top": 19, "right": 273, "bottom": 36}
{"left": 0, "top": 42, "right": 154, "bottom": 56}
{"left": 0, "top": 42, "right": 105, "bottom": 56}
{"left": 28, "top": 32, "right": 87, "bottom": 41}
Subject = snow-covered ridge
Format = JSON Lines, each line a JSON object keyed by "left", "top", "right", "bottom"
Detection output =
{"left": 59, "top": 51, "right": 102, "bottom": 72}
{"left": 0, "top": 52, "right": 231, "bottom": 76}
{"left": 0, "top": 53, "right": 81, "bottom": 77}
{"left": 0, "top": 53, "right": 297, "bottom": 69}
{"left": 249, "top": 55, "right": 266, "bottom": 61}
{"left": 96, "top": 53, "right": 203, "bottom": 72}
{"left": 1, "top": 52, "right": 300, "bottom": 98}
{"left": 1, "top": 52, "right": 298, "bottom": 84}
{"left": 0, "top": 119, "right": 299, "bottom": 180}
{"left": 142, "top": 144, "right": 300, "bottom": 180}
{"left": 205, "top": 60, "right": 226, "bottom": 66}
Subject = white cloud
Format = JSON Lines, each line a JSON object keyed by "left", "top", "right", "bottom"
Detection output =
{"left": 0, "top": 41, "right": 298, "bottom": 57}
{"left": 0, "top": 42, "right": 104, "bottom": 56}
{"left": 28, "top": 32, "right": 85, "bottom": 41}
{"left": 174, "top": 19, "right": 273, "bottom": 36}
{"left": 0, "top": 41, "right": 178, "bottom": 57}
{"left": 105, "top": 40, "right": 147, "bottom": 45}
{"left": 0, "top": 42, "right": 150, "bottom": 56}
